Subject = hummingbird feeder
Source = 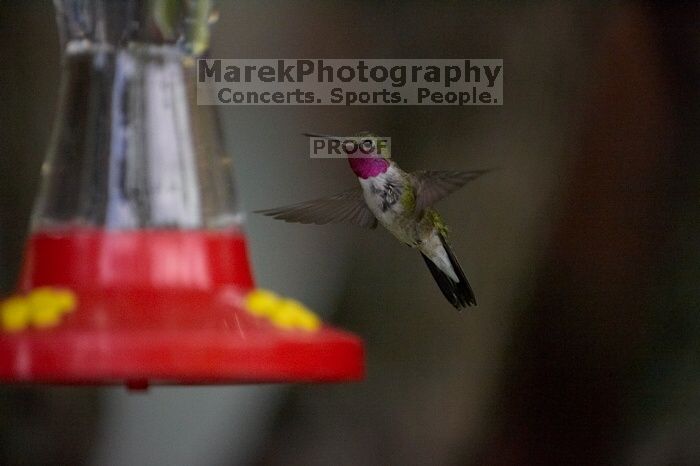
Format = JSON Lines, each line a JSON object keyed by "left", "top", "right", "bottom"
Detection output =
{"left": 0, "top": 0, "right": 363, "bottom": 388}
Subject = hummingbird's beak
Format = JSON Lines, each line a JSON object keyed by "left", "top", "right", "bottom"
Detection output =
{"left": 302, "top": 132, "right": 343, "bottom": 141}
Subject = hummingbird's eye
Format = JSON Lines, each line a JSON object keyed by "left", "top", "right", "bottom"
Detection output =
{"left": 361, "top": 139, "right": 375, "bottom": 153}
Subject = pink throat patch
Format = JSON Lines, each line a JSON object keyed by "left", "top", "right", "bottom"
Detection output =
{"left": 349, "top": 157, "right": 389, "bottom": 179}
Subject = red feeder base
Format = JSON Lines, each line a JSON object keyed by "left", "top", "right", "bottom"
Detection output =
{"left": 0, "top": 229, "right": 364, "bottom": 386}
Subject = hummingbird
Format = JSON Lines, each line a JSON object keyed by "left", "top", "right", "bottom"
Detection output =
{"left": 256, "top": 133, "right": 491, "bottom": 310}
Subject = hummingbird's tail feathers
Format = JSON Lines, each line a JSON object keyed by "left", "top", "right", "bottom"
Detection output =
{"left": 421, "top": 235, "right": 476, "bottom": 310}
{"left": 440, "top": 234, "right": 476, "bottom": 307}
{"left": 421, "top": 253, "right": 462, "bottom": 309}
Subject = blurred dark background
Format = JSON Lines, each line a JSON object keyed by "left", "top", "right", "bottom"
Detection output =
{"left": 1, "top": 1, "right": 699, "bottom": 465}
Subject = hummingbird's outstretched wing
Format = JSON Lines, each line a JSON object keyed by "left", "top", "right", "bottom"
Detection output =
{"left": 412, "top": 169, "right": 492, "bottom": 213}
{"left": 255, "top": 187, "right": 378, "bottom": 229}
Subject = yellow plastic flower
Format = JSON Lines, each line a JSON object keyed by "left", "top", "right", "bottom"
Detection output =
{"left": 245, "top": 289, "right": 282, "bottom": 317}
{"left": 52, "top": 289, "right": 77, "bottom": 313}
{"left": 1, "top": 297, "right": 31, "bottom": 333}
{"left": 270, "top": 299, "right": 321, "bottom": 331}
{"left": 244, "top": 289, "right": 321, "bottom": 332}
{"left": 1, "top": 287, "right": 77, "bottom": 332}
{"left": 30, "top": 304, "right": 62, "bottom": 329}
